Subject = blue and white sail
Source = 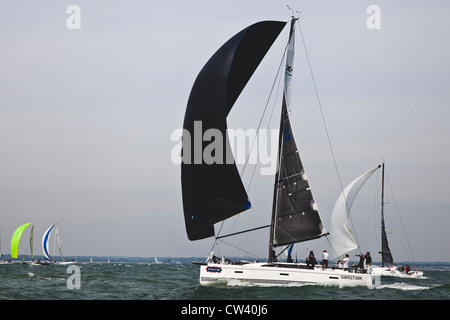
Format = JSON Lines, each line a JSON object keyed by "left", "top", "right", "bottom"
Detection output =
{"left": 42, "top": 224, "right": 55, "bottom": 261}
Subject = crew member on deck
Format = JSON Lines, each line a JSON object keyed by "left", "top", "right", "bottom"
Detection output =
{"left": 321, "top": 250, "right": 329, "bottom": 269}
{"left": 358, "top": 253, "right": 364, "bottom": 270}
{"left": 306, "top": 251, "right": 316, "bottom": 268}
{"left": 338, "top": 254, "right": 349, "bottom": 269}
{"left": 364, "top": 252, "right": 372, "bottom": 266}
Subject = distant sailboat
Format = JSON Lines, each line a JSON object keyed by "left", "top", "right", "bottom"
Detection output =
{"left": 18, "top": 223, "right": 37, "bottom": 264}
{"left": 148, "top": 257, "right": 162, "bottom": 265}
{"left": 30, "top": 225, "right": 34, "bottom": 262}
{"left": 151, "top": 257, "right": 162, "bottom": 264}
{"left": 181, "top": 16, "right": 373, "bottom": 287}
{"left": 329, "top": 163, "right": 423, "bottom": 277}
{"left": 0, "top": 226, "right": 4, "bottom": 263}
{"left": 372, "top": 163, "right": 423, "bottom": 277}
{"left": 26, "top": 225, "right": 39, "bottom": 265}
{"left": 0, "top": 226, "right": 9, "bottom": 264}
{"left": 10, "top": 223, "right": 32, "bottom": 260}
{"left": 41, "top": 223, "right": 76, "bottom": 265}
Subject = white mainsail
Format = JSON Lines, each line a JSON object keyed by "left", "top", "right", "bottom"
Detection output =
{"left": 284, "top": 24, "right": 295, "bottom": 108}
{"left": 329, "top": 166, "right": 379, "bottom": 260}
{"left": 55, "top": 225, "right": 64, "bottom": 261}
{"left": 30, "top": 225, "right": 34, "bottom": 261}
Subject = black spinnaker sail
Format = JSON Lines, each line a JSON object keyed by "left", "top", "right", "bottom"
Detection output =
{"left": 181, "top": 21, "right": 286, "bottom": 241}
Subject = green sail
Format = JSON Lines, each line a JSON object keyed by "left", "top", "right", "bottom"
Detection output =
{"left": 10, "top": 223, "right": 31, "bottom": 258}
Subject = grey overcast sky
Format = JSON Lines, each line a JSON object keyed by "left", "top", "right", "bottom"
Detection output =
{"left": 1, "top": 1, "right": 449, "bottom": 262}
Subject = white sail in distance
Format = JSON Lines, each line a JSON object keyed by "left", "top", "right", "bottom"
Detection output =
{"left": 329, "top": 166, "right": 380, "bottom": 260}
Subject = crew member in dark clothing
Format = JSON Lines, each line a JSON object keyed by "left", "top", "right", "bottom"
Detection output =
{"left": 358, "top": 253, "right": 364, "bottom": 270}
{"left": 364, "top": 252, "right": 372, "bottom": 266}
{"left": 306, "top": 251, "right": 316, "bottom": 268}
{"left": 405, "top": 265, "right": 411, "bottom": 274}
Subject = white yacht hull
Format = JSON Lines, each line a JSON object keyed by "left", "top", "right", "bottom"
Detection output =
{"left": 371, "top": 266, "right": 424, "bottom": 278}
{"left": 199, "top": 262, "right": 374, "bottom": 288}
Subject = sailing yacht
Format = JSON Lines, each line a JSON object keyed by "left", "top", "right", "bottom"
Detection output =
{"left": 181, "top": 17, "right": 374, "bottom": 287}
{"left": 27, "top": 225, "right": 39, "bottom": 265}
{"left": 153, "top": 257, "right": 162, "bottom": 264}
{"left": 41, "top": 223, "right": 76, "bottom": 265}
{"left": 0, "top": 226, "right": 7, "bottom": 264}
{"left": 329, "top": 163, "right": 423, "bottom": 278}
{"left": 371, "top": 164, "right": 423, "bottom": 277}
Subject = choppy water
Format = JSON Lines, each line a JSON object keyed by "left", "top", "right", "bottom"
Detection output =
{"left": 0, "top": 261, "right": 448, "bottom": 301}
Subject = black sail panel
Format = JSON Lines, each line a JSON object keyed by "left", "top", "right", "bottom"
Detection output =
{"left": 182, "top": 21, "right": 287, "bottom": 241}
{"left": 380, "top": 163, "right": 394, "bottom": 265}
{"left": 381, "top": 227, "right": 394, "bottom": 265}
{"left": 272, "top": 102, "right": 326, "bottom": 247}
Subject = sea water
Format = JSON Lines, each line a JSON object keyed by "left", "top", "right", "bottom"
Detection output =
{"left": 0, "top": 261, "right": 448, "bottom": 301}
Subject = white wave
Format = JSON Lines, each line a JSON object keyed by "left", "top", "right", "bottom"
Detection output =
{"left": 380, "top": 282, "right": 430, "bottom": 291}
{"left": 226, "top": 279, "right": 258, "bottom": 287}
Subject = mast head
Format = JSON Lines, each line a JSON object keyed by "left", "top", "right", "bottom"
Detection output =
{"left": 287, "top": 5, "right": 301, "bottom": 20}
